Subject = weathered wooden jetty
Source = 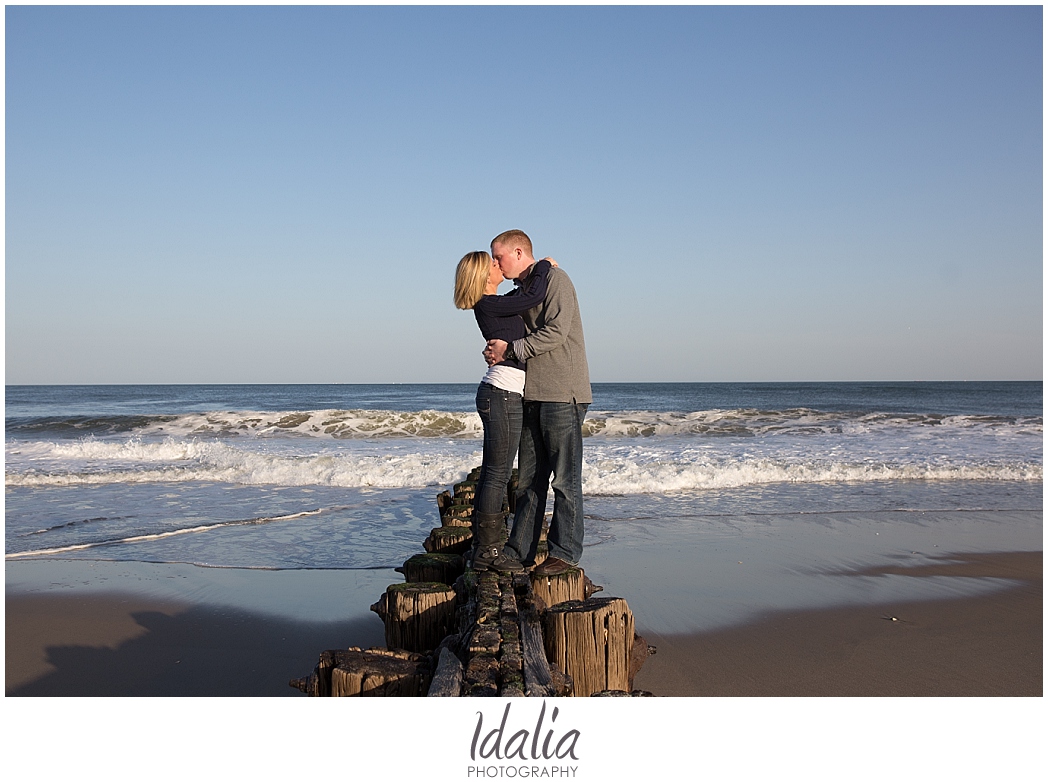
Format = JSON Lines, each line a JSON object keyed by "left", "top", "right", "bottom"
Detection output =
{"left": 290, "top": 467, "right": 654, "bottom": 697}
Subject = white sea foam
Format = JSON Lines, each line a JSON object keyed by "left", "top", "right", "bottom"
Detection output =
{"left": 5, "top": 436, "right": 1040, "bottom": 492}
{"left": 6, "top": 403, "right": 1041, "bottom": 494}
{"left": 583, "top": 409, "right": 1043, "bottom": 438}
{"left": 25, "top": 407, "right": 1037, "bottom": 441}
{"left": 6, "top": 438, "right": 484, "bottom": 489}
{"left": 5, "top": 508, "right": 325, "bottom": 559}
{"left": 137, "top": 409, "right": 488, "bottom": 439}
{"left": 580, "top": 457, "right": 1042, "bottom": 494}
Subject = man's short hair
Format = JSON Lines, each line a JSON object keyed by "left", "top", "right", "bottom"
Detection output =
{"left": 491, "top": 229, "right": 533, "bottom": 256}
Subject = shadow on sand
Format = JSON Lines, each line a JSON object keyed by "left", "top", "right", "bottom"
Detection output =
{"left": 8, "top": 604, "right": 386, "bottom": 697}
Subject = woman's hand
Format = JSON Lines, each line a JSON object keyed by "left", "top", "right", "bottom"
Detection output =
{"left": 541, "top": 256, "right": 559, "bottom": 268}
{"left": 484, "top": 339, "right": 508, "bottom": 366}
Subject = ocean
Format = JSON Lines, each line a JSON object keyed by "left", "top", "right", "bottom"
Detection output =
{"left": 6, "top": 381, "right": 1041, "bottom": 574}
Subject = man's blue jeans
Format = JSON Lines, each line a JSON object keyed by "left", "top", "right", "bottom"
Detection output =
{"left": 506, "top": 400, "right": 589, "bottom": 565}
{"left": 474, "top": 383, "right": 523, "bottom": 516}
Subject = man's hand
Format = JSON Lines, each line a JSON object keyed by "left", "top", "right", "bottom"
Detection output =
{"left": 484, "top": 339, "right": 508, "bottom": 366}
{"left": 541, "top": 256, "right": 558, "bottom": 268}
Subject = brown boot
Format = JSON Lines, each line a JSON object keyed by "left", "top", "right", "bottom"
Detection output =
{"left": 471, "top": 511, "right": 524, "bottom": 573}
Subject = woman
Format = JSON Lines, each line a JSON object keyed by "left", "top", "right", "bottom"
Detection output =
{"left": 454, "top": 251, "right": 554, "bottom": 572}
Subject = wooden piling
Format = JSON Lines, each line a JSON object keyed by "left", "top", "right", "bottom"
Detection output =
{"left": 396, "top": 552, "right": 465, "bottom": 585}
{"left": 329, "top": 648, "right": 432, "bottom": 697}
{"left": 290, "top": 647, "right": 431, "bottom": 697}
{"left": 542, "top": 597, "right": 635, "bottom": 697}
{"left": 440, "top": 504, "right": 474, "bottom": 527}
{"left": 423, "top": 526, "right": 472, "bottom": 554}
{"left": 436, "top": 490, "right": 454, "bottom": 516}
{"left": 381, "top": 582, "right": 459, "bottom": 653}
{"left": 453, "top": 480, "right": 477, "bottom": 502}
{"left": 530, "top": 566, "right": 587, "bottom": 609}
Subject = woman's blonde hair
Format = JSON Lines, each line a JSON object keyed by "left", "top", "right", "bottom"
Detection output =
{"left": 454, "top": 251, "right": 492, "bottom": 310}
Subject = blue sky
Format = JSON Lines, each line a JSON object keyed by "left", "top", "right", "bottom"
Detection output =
{"left": 5, "top": 5, "right": 1042, "bottom": 383}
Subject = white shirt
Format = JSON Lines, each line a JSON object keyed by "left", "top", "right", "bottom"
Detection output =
{"left": 481, "top": 364, "right": 525, "bottom": 396}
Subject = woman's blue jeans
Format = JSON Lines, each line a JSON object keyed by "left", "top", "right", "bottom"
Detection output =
{"left": 474, "top": 383, "right": 523, "bottom": 516}
{"left": 506, "top": 400, "right": 589, "bottom": 565}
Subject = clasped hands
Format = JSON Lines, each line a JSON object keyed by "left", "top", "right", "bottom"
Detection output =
{"left": 483, "top": 340, "right": 508, "bottom": 366}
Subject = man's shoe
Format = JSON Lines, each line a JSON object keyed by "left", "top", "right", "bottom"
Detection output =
{"left": 531, "top": 556, "right": 575, "bottom": 576}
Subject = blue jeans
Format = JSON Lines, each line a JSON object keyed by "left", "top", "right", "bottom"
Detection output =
{"left": 506, "top": 401, "right": 589, "bottom": 565}
{"left": 474, "top": 383, "right": 523, "bottom": 516}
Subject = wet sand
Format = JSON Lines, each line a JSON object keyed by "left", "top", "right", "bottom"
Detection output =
{"left": 7, "top": 551, "right": 1040, "bottom": 696}
{"left": 633, "top": 551, "right": 1042, "bottom": 696}
{"left": 6, "top": 592, "right": 387, "bottom": 696}
{"left": 5, "top": 560, "right": 392, "bottom": 696}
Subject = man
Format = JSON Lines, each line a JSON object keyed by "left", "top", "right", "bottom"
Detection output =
{"left": 483, "top": 229, "right": 591, "bottom": 576}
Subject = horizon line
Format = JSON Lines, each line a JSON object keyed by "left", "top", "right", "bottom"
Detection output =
{"left": 4, "top": 379, "right": 1043, "bottom": 387}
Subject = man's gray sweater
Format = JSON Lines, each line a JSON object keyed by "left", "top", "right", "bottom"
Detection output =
{"left": 510, "top": 266, "right": 592, "bottom": 404}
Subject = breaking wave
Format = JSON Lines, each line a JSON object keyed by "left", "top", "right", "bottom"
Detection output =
{"left": 579, "top": 457, "right": 1042, "bottom": 494}
{"left": 5, "top": 436, "right": 1040, "bottom": 493}
{"left": 8, "top": 409, "right": 486, "bottom": 439}
{"left": 7, "top": 404, "right": 1040, "bottom": 495}
{"left": 6, "top": 407, "right": 1042, "bottom": 440}
{"left": 6, "top": 438, "right": 481, "bottom": 489}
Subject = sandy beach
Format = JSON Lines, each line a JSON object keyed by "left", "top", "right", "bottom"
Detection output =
{"left": 6, "top": 560, "right": 392, "bottom": 696}
{"left": 7, "top": 549, "right": 1040, "bottom": 697}
{"left": 6, "top": 592, "right": 385, "bottom": 696}
{"left": 633, "top": 551, "right": 1042, "bottom": 697}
